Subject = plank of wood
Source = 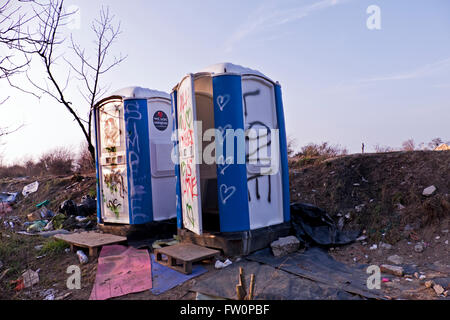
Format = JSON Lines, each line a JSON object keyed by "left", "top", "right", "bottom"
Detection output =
{"left": 54, "top": 231, "right": 126, "bottom": 249}
{"left": 247, "top": 274, "right": 255, "bottom": 300}
{"left": 236, "top": 284, "right": 246, "bottom": 300}
{"left": 155, "top": 243, "right": 220, "bottom": 262}
{"left": 239, "top": 267, "right": 246, "bottom": 294}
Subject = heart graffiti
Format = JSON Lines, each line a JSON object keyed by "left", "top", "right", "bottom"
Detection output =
{"left": 217, "top": 124, "right": 232, "bottom": 139}
{"left": 219, "top": 184, "right": 236, "bottom": 205}
{"left": 216, "top": 94, "right": 231, "bottom": 111}
{"left": 217, "top": 155, "right": 233, "bottom": 175}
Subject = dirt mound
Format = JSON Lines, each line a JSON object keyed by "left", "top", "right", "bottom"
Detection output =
{"left": 289, "top": 150, "right": 450, "bottom": 244}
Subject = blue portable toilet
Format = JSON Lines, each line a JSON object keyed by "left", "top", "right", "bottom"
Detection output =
{"left": 93, "top": 87, "right": 176, "bottom": 226}
{"left": 171, "top": 63, "right": 290, "bottom": 255}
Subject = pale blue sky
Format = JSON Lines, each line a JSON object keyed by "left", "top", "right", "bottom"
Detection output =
{"left": 1, "top": 0, "right": 449, "bottom": 164}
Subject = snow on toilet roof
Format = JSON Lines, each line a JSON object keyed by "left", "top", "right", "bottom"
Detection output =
{"left": 110, "top": 86, "right": 170, "bottom": 100}
{"left": 199, "top": 62, "right": 272, "bottom": 81}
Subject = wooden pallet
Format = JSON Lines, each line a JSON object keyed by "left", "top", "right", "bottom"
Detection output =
{"left": 154, "top": 243, "right": 220, "bottom": 274}
{"left": 54, "top": 231, "right": 127, "bottom": 257}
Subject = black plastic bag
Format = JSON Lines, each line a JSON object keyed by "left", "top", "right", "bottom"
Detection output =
{"left": 290, "top": 202, "right": 360, "bottom": 246}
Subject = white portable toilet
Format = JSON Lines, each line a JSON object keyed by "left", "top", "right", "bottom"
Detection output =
{"left": 93, "top": 87, "right": 176, "bottom": 225}
{"left": 171, "top": 63, "right": 291, "bottom": 255}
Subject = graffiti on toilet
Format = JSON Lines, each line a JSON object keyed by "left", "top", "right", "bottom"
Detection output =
{"left": 177, "top": 76, "right": 202, "bottom": 234}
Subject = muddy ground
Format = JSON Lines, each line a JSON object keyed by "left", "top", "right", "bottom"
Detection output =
{"left": 0, "top": 150, "right": 449, "bottom": 300}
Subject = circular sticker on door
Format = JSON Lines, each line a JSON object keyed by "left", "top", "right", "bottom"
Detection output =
{"left": 153, "top": 110, "right": 168, "bottom": 131}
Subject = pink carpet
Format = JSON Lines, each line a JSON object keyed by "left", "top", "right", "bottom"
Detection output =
{"left": 89, "top": 245, "right": 152, "bottom": 300}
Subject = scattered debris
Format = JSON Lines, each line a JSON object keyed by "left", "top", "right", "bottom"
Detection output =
{"left": 17, "top": 229, "right": 71, "bottom": 238}
{"left": 433, "top": 284, "right": 445, "bottom": 295}
{"left": 387, "top": 255, "right": 403, "bottom": 265}
{"left": 270, "top": 236, "right": 300, "bottom": 257}
{"left": 0, "top": 192, "right": 18, "bottom": 204}
{"left": 76, "top": 250, "right": 89, "bottom": 264}
{"left": 382, "top": 278, "right": 390, "bottom": 283}
{"left": 59, "top": 200, "right": 78, "bottom": 216}
{"left": 290, "top": 202, "right": 359, "bottom": 246}
{"left": 27, "top": 207, "right": 55, "bottom": 221}
{"left": 215, "top": 259, "right": 232, "bottom": 269}
{"left": 75, "top": 216, "right": 88, "bottom": 223}
{"left": 44, "top": 221, "right": 54, "bottom": 231}
{"left": 355, "top": 204, "right": 365, "bottom": 213}
{"left": 425, "top": 280, "right": 434, "bottom": 288}
{"left": 18, "top": 269, "right": 40, "bottom": 289}
{"left": 40, "top": 289, "right": 57, "bottom": 300}
{"left": 369, "top": 244, "right": 378, "bottom": 250}
{"left": 22, "top": 181, "right": 39, "bottom": 197}
{"left": 356, "top": 235, "right": 367, "bottom": 241}
{"left": 36, "top": 200, "right": 50, "bottom": 208}
{"left": 27, "top": 220, "right": 47, "bottom": 233}
{"left": 0, "top": 202, "right": 13, "bottom": 214}
{"left": 55, "top": 292, "right": 72, "bottom": 300}
{"left": 380, "top": 242, "right": 393, "bottom": 250}
{"left": 414, "top": 243, "right": 424, "bottom": 253}
{"left": 77, "top": 195, "right": 97, "bottom": 216}
{"left": 422, "top": 185, "right": 436, "bottom": 197}
{"left": 380, "top": 264, "right": 404, "bottom": 277}
{"left": 59, "top": 196, "right": 97, "bottom": 217}
{"left": 152, "top": 237, "right": 179, "bottom": 249}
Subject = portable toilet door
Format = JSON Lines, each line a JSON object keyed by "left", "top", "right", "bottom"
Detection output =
{"left": 94, "top": 86, "right": 176, "bottom": 225}
{"left": 171, "top": 63, "right": 290, "bottom": 255}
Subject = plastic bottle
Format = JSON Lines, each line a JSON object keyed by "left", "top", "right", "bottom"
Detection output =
{"left": 76, "top": 250, "right": 88, "bottom": 264}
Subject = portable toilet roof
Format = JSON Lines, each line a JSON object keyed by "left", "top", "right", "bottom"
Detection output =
{"left": 110, "top": 86, "right": 171, "bottom": 100}
{"left": 95, "top": 86, "right": 170, "bottom": 107}
{"left": 197, "top": 62, "right": 271, "bottom": 80}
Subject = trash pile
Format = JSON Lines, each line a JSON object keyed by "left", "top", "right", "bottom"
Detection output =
{"left": 0, "top": 191, "right": 18, "bottom": 214}
{"left": 21, "top": 195, "right": 97, "bottom": 235}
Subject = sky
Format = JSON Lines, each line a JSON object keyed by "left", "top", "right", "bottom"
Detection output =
{"left": 1, "top": 0, "right": 449, "bottom": 164}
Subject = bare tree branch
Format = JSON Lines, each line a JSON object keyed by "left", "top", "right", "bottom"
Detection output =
{"left": 6, "top": 0, "right": 126, "bottom": 162}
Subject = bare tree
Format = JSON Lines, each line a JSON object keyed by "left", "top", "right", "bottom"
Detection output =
{"left": 401, "top": 138, "right": 415, "bottom": 151}
{"left": 10, "top": 0, "right": 126, "bottom": 162}
{"left": 374, "top": 144, "right": 394, "bottom": 153}
{"left": 0, "top": 0, "right": 47, "bottom": 96}
{"left": 287, "top": 136, "right": 296, "bottom": 157}
{"left": 0, "top": 0, "right": 43, "bottom": 139}
{"left": 428, "top": 137, "right": 443, "bottom": 150}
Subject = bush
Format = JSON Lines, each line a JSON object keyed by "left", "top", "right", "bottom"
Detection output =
{"left": 76, "top": 142, "right": 95, "bottom": 173}
{"left": 298, "top": 142, "right": 348, "bottom": 158}
{"left": 38, "top": 146, "right": 75, "bottom": 175}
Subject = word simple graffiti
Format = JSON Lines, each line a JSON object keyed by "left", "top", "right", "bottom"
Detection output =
{"left": 125, "top": 101, "right": 148, "bottom": 223}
